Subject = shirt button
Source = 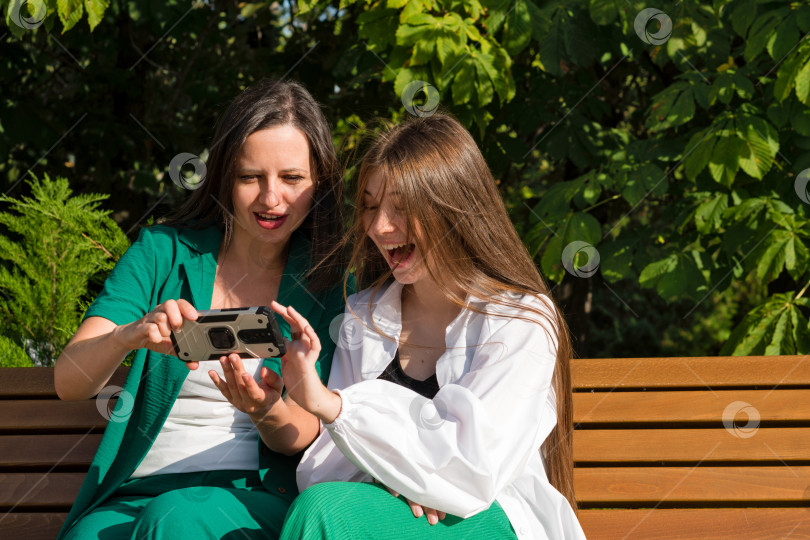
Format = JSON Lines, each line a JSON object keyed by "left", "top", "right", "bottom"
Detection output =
{"left": 518, "top": 527, "right": 527, "bottom": 535}
{"left": 277, "top": 487, "right": 287, "bottom": 494}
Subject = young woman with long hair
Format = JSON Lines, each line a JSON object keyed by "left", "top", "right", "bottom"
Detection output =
{"left": 54, "top": 79, "right": 350, "bottom": 539}
{"left": 272, "top": 113, "right": 584, "bottom": 539}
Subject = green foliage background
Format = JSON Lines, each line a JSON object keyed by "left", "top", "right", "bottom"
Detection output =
{"left": 1, "top": 0, "right": 809, "bottom": 363}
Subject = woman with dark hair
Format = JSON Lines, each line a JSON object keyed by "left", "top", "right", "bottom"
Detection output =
{"left": 54, "top": 79, "right": 350, "bottom": 539}
{"left": 272, "top": 113, "right": 585, "bottom": 539}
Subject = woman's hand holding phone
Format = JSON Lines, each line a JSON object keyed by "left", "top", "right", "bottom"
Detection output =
{"left": 114, "top": 299, "right": 200, "bottom": 369}
{"left": 270, "top": 301, "right": 342, "bottom": 423}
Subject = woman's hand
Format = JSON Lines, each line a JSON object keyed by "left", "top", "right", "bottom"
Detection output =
{"left": 114, "top": 299, "right": 199, "bottom": 367}
{"left": 374, "top": 479, "right": 446, "bottom": 525}
{"left": 270, "top": 300, "right": 342, "bottom": 423}
{"left": 208, "top": 354, "right": 285, "bottom": 421}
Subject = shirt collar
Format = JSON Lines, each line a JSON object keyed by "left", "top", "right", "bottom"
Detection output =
{"left": 176, "top": 223, "right": 224, "bottom": 256}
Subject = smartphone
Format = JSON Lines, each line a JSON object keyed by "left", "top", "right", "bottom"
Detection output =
{"left": 170, "top": 307, "right": 286, "bottom": 362}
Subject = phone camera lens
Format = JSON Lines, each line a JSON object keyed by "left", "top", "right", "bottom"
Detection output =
{"left": 208, "top": 327, "right": 236, "bottom": 349}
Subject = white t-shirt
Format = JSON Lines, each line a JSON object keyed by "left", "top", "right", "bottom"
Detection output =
{"left": 130, "top": 358, "right": 262, "bottom": 478}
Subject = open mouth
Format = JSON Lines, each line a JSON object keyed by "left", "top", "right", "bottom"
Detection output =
{"left": 384, "top": 243, "right": 415, "bottom": 266}
{"left": 255, "top": 212, "right": 284, "bottom": 222}
{"left": 254, "top": 212, "right": 287, "bottom": 229}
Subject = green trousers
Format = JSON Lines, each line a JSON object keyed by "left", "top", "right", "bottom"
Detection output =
{"left": 280, "top": 482, "right": 518, "bottom": 539}
{"left": 62, "top": 470, "right": 290, "bottom": 540}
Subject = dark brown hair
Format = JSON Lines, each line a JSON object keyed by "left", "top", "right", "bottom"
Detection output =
{"left": 163, "top": 79, "right": 345, "bottom": 293}
{"left": 348, "top": 113, "right": 577, "bottom": 511}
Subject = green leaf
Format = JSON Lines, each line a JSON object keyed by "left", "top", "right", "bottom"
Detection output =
{"left": 599, "top": 238, "right": 634, "bottom": 283}
{"left": 785, "top": 231, "right": 810, "bottom": 282}
{"left": 410, "top": 38, "right": 435, "bottom": 66}
{"left": 708, "top": 135, "right": 744, "bottom": 186}
{"left": 737, "top": 116, "right": 779, "bottom": 179}
{"left": 733, "top": 71, "right": 754, "bottom": 100}
{"left": 774, "top": 43, "right": 810, "bottom": 102}
{"left": 695, "top": 193, "right": 728, "bottom": 234}
{"left": 540, "top": 235, "right": 565, "bottom": 283}
{"left": 744, "top": 10, "right": 782, "bottom": 62}
{"left": 710, "top": 72, "right": 735, "bottom": 105}
{"left": 589, "top": 0, "right": 617, "bottom": 25}
{"left": 796, "top": 58, "right": 810, "bottom": 105}
{"left": 84, "top": 0, "right": 109, "bottom": 31}
{"left": 730, "top": 0, "right": 756, "bottom": 37}
{"left": 452, "top": 59, "right": 476, "bottom": 105}
{"left": 645, "top": 82, "right": 695, "bottom": 133}
{"left": 502, "top": 0, "right": 532, "bottom": 56}
{"left": 482, "top": 0, "right": 511, "bottom": 34}
{"left": 394, "top": 66, "right": 429, "bottom": 98}
{"left": 58, "top": 0, "right": 83, "bottom": 33}
{"left": 536, "top": 17, "right": 563, "bottom": 76}
{"left": 798, "top": 4, "right": 810, "bottom": 33}
{"left": 358, "top": 7, "right": 400, "bottom": 50}
{"left": 684, "top": 129, "right": 717, "bottom": 181}
{"left": 768, "top": 19, "right": 799, "bottom": 62}
{"left": 750, "top": 229, "right": 791, "bottom": 281}
{"left": 721, "top": 293, "right": 805, "bottom": 355}
{"left": 621, "top": 163, "right": 667, "bottom": 206}
{"left": 563, "top": 212, "right": 601, "bottom": 246}
{"left": 791, "top": 102, "right": 810, "bottom": 136}
{"left": 532, "top": 177, "right": 585, "bottom": 220}
{"left": 639, "top": 252, "right": 705, "bottom": 301}
{"left": 473, "top": 63, "right": 495, "bottom": 107}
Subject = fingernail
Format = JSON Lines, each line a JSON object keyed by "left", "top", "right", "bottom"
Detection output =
{"left": 415, "top": 508, "right": 423, "bottom": 517}
{"left": 429, "top": 516, "right": 437, "bottom": 525}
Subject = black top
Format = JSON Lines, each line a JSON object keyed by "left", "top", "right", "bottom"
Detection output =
{"left": 377, "top": 349, "right": 440, "bottom": 399}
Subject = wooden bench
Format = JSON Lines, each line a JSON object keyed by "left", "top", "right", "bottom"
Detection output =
{"left": 1, "top": 356, "right": 808, "bottom": 538}
{"left": 573, "top": 355, "right": 810, "bottom": 538}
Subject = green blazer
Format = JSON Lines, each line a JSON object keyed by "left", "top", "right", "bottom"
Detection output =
{"left": 58, "top": 224, "right": 350, "bottom": 539}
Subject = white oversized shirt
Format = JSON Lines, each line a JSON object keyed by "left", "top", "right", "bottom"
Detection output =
{"left": 297, "top": 281, "right": 586, "bottom": 540}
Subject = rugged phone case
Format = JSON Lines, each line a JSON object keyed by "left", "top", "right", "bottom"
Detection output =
{"left": 170, "top": 306, "right": 287, "bottom": 362}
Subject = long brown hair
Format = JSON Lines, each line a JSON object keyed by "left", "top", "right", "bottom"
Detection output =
{"left": 163, "top": 79, "right": 345, "bottom": 293}
{"left": 347, "top": 113, "right": 577, "bottom": 511}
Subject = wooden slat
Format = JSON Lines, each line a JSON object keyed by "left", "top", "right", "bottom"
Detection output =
{"left": 0, "top": 369, "right": 59, "bottom": 398}
{"left": 571, "top": 356, "right": 810, "bottom": 389}
{"left": 574, "top": 389, "right": 810, "bottom": 424}
{"left": 0, "top": 513, "right": 69, "bottom": 540}
{"left": 575, "top": 466, "right": 810, "bottom": 504}
{"left": 0, "top": 434, "right": 103, "bottom": 467}
{"left": 0, "top": 401, "right": 111, "bottom": 431}
{"left": 0, "top": 367, "right": 130, "bottom": 398}
{"left": 578, "top": 508, "right": 810, "bottom": 539}
{"left": 0, "top": 473, "right": 85, "bottom": 508}
{"left": 574, "top": 428, "right": 810, "bottom": 463}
